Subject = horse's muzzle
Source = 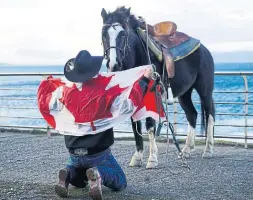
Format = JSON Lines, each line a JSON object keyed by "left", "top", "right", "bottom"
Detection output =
{"left": 107, "top": 58, "right": 123, "bottom": 72}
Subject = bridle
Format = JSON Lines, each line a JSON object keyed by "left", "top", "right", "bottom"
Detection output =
{"left": 102, "top": 22, "right": 130, "bottom": 70}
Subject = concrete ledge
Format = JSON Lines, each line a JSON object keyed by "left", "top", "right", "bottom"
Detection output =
{"left": 1, "top": 127, "right": 253, "bottom": 148}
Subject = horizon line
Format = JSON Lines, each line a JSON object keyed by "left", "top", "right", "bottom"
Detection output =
{"left": 0, "top": 61, "right": 253, "bottom": 67}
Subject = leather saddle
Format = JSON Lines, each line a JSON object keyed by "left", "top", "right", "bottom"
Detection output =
{"left": 139, "top": 21, "right": 190, "bottom": 78}
{"left": 148, "top": 21, "right": 190, "bottom": 49}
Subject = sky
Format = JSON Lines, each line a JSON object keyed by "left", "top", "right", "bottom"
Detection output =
{"left": 0, "top": 0, "right": 253, "bottom": 65}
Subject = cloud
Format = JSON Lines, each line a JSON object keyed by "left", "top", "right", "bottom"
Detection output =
{"left": 0, "top": 0, "right": 252, "bottom": 64}
{"left": 212, "top": 51, "right": 253, "bottom": 63}
{"left": 208, "top": 41, "right": 253, "bottom": 52}
{"left": 16, "top": 48, "right": 69, "bottom": 59}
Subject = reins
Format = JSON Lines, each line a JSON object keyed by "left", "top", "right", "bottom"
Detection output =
{"left": 138, "top": 17, "right": 190, "bottom": 172}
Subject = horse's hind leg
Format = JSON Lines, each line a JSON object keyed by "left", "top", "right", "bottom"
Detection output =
{"left": 179, "top": 87, "right": 198, "bottom": 158}
{"left": 197, "top": 94, "right": 215, "bottom": 158}
{"left": 146, "top": 117, "right": 158, "bottom": 169}
{"left": 129, "top": 119, "right": 144, "bottom": 167}
{"left": 194, "top": 44, "right": 215, "bottom": 158}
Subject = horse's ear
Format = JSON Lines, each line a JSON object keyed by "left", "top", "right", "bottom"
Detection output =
{"left": 101, "top": 8, "right": 108, "bottom": 20}
{"left": 126, "top": 7, "right": 131, "bottom": 16}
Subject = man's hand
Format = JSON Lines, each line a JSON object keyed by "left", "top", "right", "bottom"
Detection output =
{"left": 144, "top": 67, "right": 154, "bottom": 79}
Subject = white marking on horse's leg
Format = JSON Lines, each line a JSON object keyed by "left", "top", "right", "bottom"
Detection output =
{"left": 167, "top": 87, "right": 174, "bottom": 105}
{"left": 129, "top": 150, "right": 143, "bottom": 167}
{"left": 107, "top": 23, "right": 124, "bottom": 71}
{"left": 146, "top": 128, "right": 158, "bottom": 169}
{"left": 203, "top": 114, "right": 214, "bottom": 158}
{"left": 182, "top": 124, "right": 196, "bottom": 158}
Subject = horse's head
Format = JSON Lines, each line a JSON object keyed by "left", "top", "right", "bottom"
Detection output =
{"left": 101, "top": 7, "right": 144, "bottom": 72}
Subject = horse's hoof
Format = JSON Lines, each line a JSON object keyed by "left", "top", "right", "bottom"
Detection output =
{"left": 181, "top": 146, "right": 191, "bottom": 158}
{"left": 190, "top": 146, "right": 196, "bottom": 152}
{"left": 146, "top": 161, "right": 158, "bottom": 169}
{"left": 182, "top": 152, "right": 190, "bottom": 159}
{"left": 202, "top": 151, "right": 213, "bottom": 158}
{"left": 129, "top": 158, "right": 143, "bottom": 167}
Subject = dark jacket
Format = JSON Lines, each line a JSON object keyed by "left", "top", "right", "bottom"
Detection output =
{"left": 64, "top": 76, "right": 150, "bottom": 153}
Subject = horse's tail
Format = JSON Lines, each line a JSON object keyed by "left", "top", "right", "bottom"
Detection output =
{"left": 200, "top": 100, "right": 206, "bottom": 136}
{"left": 211, "top": 98, "right": 216, "bottom": 135}
{"left": 200, "top": 98, "right": 215, "bottom": 136}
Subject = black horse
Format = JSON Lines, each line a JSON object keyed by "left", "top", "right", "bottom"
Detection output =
{"left": 101, "top": 6, "right": 215, "bottom": 168}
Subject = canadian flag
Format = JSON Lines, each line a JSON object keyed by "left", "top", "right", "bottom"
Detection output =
{"left": 37, "top": 65, "right": 166, "bottom": 136}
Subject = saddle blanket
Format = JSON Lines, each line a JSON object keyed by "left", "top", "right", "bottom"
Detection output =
{"left": 170, "top": 37, "right": 200, "bottom": 61}
{"left": 37, "top": 65, "right": 166, "bottom": 136}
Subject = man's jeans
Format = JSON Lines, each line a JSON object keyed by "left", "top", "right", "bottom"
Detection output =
{"left": 66, "top": 148, "right": 127, "bottom": 191}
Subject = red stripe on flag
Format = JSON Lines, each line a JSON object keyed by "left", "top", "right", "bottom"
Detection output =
{"left": 37, "top": 76, "right": 65, "bottom": 129}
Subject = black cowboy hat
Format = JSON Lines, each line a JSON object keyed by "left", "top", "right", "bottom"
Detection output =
{"left": 64, "top": 50, "right": 104, "bottom": 82}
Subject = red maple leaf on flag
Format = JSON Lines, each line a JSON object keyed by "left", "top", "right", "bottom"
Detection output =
{"left": 60, "top": 74, "right": 127, "bottom": 130}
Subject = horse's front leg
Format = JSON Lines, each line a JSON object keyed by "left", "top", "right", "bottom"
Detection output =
{"left": 146, "top": 117, "right": 158, "bottom": 169}
{"left": 129, "top": 119, "right": 144, "bottom": 167}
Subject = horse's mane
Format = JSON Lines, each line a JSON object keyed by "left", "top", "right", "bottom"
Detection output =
{"left": 113, "top": 6, "right": 129, "bottom": 13}
{"left": 107, "top": 6, "right": 142, "bottom": 29}
{"left": 108, "top": 6, "right": 129, "bottom": 16}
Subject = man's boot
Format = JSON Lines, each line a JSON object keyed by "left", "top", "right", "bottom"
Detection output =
{"left": 86, "top": 167, "right": 102, "bottom": 200}
{"left": 55, "top": 168, "right": 70, "bottom": 197}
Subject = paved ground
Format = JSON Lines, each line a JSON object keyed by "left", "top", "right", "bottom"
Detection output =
{"left": 0, "top": 132, "right": 253, "bottom": 200}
